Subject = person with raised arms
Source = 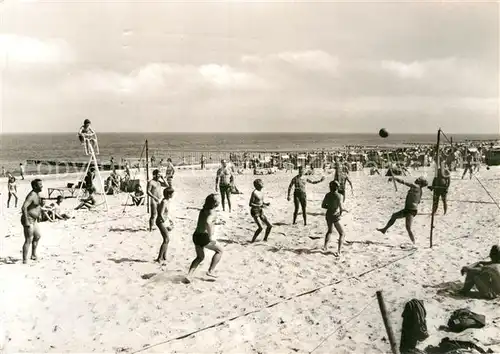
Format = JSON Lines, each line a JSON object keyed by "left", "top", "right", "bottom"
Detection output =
{"left": 287, "top": 166, "right": 325, "bottom": 226}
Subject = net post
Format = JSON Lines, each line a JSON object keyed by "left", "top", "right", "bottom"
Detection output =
{"left": 430, "top": 128, "right": 441, "bottom": 248}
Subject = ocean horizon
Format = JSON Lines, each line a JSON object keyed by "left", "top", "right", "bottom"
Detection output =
{"left": 1, "top": 132, "right": 499, "bottom": 174}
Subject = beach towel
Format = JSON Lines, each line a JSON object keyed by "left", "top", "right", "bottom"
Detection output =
{"left": 446, "top": 309, "right": 485, "bottom": 333}
{"left": 400, "top": 299, "right": 429, "bottom": 353}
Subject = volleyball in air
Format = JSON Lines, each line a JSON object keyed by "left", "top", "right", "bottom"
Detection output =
{"left": 379, "top": 128, "right": 389, "bottom": 138}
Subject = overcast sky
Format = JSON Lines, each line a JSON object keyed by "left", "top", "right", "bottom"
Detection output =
{"left": 0, "top": 0, "right": 498, "bottom": 134}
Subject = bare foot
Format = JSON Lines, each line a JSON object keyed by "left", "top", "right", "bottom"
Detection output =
{"left": 183, "top": 277, "right": 191, "bottom": 284}
{"left": 376, "top": 228, "right": 386, "bottom": 234}
{"left": 31, "top": 255, "right": 38, "bottom": 261}
{"left": 22, "top": 259, "right": 27, "bottom": 264}
{"left": 206, "top": 272, "right": 218, "bottom": 278}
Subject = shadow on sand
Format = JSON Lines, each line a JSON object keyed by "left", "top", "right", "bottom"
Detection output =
{"left": 109, "top": 258, "right": 149, "bottom": 264}
{"left": 267, "top": 246, "right": 337, "bottom": 256}
{"left": 109, "top": 227, "right": 146, "bottom": 233}
{"left": 425, "top": 280, "right": 494, "bottom": 300}
{"left": 0, "top": 257, "right": 20, "bottom": 265}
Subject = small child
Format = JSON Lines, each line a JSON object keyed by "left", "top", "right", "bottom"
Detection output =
{"left": 78, "top": 119, "right": 99, "bottom": 155}
{"left": 131, "top": 185, "right": 145, "bottom": 206}
{"left": 249, "top": 179, "right": 272, "bottom": 242}
{"left": 155, "top": 187, "right": 174, "bottom": 263}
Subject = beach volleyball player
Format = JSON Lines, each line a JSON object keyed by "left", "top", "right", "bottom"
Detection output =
{"left": 21, "top": 179, "right": 44, "bottom": 264}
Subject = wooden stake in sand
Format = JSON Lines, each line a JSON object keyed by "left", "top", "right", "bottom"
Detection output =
{"left": 145, "top": 139, "right": 150, "bottom": 213}
{"left": 376, "top": 290, "right": 399, "bottom": 354}
{"left": 429, "top": 128, "right": 441, "bottom": 248}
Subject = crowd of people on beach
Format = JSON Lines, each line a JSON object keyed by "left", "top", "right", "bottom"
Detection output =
{"left": 5, "top": 122, "right": 500, "bottom": 298}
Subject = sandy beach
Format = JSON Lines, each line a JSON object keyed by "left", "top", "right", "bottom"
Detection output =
{"left": 1, "top": 166, "right": 499, "bottom": 353}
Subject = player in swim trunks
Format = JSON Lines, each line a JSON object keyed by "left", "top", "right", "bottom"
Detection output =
{"left": 186, "top": 194, "right": 224, "bottom": 282}
{"left": 21, "top": 179, "right": 44, "bottom": 264}
{"left": 429, "top": 167, "right": 450, "bottom": 215}
{"left": 334, "top": 165, "right": 353, "bottom": 202}
{"left": 249, "top": 179, "right": 272, "bottom": 242}
{"left": 321, "top": 180, "right": 345, "bottom": 255}
{"left": 215, "top": 159, "right": 234, "bottom": 212}
{"left": 377, "top": 176, "right": 428, "bottom": 245}
{"left": 287, "top": 166, "right": 325, "bottom": 226}
{"left": 155, "top": 187, "right": 174, "bottom": 264}
{"left": 147, "top": 169, "right": 168, "bottom": 232}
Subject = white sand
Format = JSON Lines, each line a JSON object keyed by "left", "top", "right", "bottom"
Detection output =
{"left": 1, "top": 167, "right": 500, "bottom": 353}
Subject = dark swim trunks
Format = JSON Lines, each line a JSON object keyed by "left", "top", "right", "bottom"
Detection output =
{"left": 326, "top": 212, "right": 341, "bottom": 224}
{"left": 250, "top": 206, "right": 263, "bottom": 218}
{"left": 219, "top": 184, "right": 231, "bottom": 195}
{"left": 398, "top": 209, "right": 418, "bottom": 217}
{"left": 21, "top": 214, "right": 39, "bottom": 227}
{"left": 193, "top": 232, "right": 211, "bottom": 247}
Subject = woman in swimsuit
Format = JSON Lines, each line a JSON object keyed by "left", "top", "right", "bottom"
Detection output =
{"left": 185, "top": 194, "right": 223, "bottom": 282}
{"left": 7, "top": 176, "right": 18, "bottom": 208}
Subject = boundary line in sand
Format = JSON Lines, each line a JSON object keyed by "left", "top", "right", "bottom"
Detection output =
{"left": 130, "top": 249, "right": 417, "bottom": 354}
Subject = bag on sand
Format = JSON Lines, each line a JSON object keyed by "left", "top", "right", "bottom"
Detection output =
{"left": 400, "top": 299, "right": 429, "bottom": 353}
{"left": 447, "top": 309, "right": 485, "bottom": 333}
{"left": 425, "top": 337, "right": 493, "bottom": 354}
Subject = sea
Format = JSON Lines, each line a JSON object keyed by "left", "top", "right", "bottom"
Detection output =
{"left": 1, "top": 132, "right": 498, "bottom": 175}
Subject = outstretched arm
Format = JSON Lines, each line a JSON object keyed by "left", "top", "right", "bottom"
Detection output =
{"left": 307, "top": 176, "right": 325, "bottom": 184}
{"left": 391, "top": 177, "right": 412, "bottom": 188}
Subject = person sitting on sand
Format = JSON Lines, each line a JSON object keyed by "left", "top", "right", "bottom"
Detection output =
{"left": 21, "top": 179, "right": 44, "bottom": 264}
{"left": 155, "top": 187, "right": 174, "bottom": 264}
{"left": 185, "top": 194, "right": 224, "bottom": 282}
{"left": 75, "top": 187, "right": 97, "bottom": 210}
{"left": 131, "top": 185, "right": 145, "bottom": 206}
{"left": 51, "top": 196, "right": 72, "bottom": 220}
{"left": 460, "top": 245, "right": 500, "bottom": 299}
{"left": 7, "top": 175, "right": 18, "bottom": 208}
{"left": 429, "top": 167, "right": 450, "bottom": 215}
{"left": 147, "top": 169, "right": 168, "bottom": 232}
{"left": 249, "top": 179, "right": 272, "bottom": 243}
{"left": 78, "top": 119, "right": 99, "bottom": 155}
{"left": 40, "top": 199, "right": 55, "bottom": 222}
{"left": 321, "top": 180, "right": 345, "bottom": 255}
{"left": 377, "top": 177, "right": 428, "bottom": 245}
{"left": 215, "top": 159, "right": 234, "bottom": 212}
{"left": 287, "top": 166, "right": 325, "bottom": 226}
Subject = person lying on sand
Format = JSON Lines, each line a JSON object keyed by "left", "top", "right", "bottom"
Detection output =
{"left": 287, "top": 166, "right": 325, "bottom": 226}
{"left": 460, "top": 245, "right": 500, "bottom": 299}
{"left": 185, "top": 194, "right": 224, "bottom": 283}
{"left": 377, "top": 177, "right": 428, "bottom": 245}
{"left": 21, "top": 179, "right": 44, "bottom": 264}
{"left": 75, "top": 187, "right": 97, "bottom": 210}
{"left": 155, "top": 187, "right": 174, "bottom": 264}
{"left": 147, "top": 169, "right": 168, "bottom": 232}
{"left": 249, "top": 179, "right": 272, "bottom": 243}
{"left": 321, "top": 180, "right": 345, "bottom": 255}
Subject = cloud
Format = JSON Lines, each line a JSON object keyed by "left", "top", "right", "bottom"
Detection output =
{"left": 381, "top": 60, "right": 424, "bottom": 79}
{"left": 242, "top": 50, "right": 339, "bottom": 75}
{"left": 0, "top": 34, "right": 71, "bottom": 65}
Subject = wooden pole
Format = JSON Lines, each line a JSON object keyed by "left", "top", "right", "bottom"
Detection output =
{"left": 376, "top": 291, "right": 399, "bottom": 354}
{"left": 386, "top": 151, "right": 398, "bottom": 192}
{"left": 430, "top": 128, "right": 441, "bottom": 248}
{"left": 145, "top": 139, "right": 150, "bottom": 213}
